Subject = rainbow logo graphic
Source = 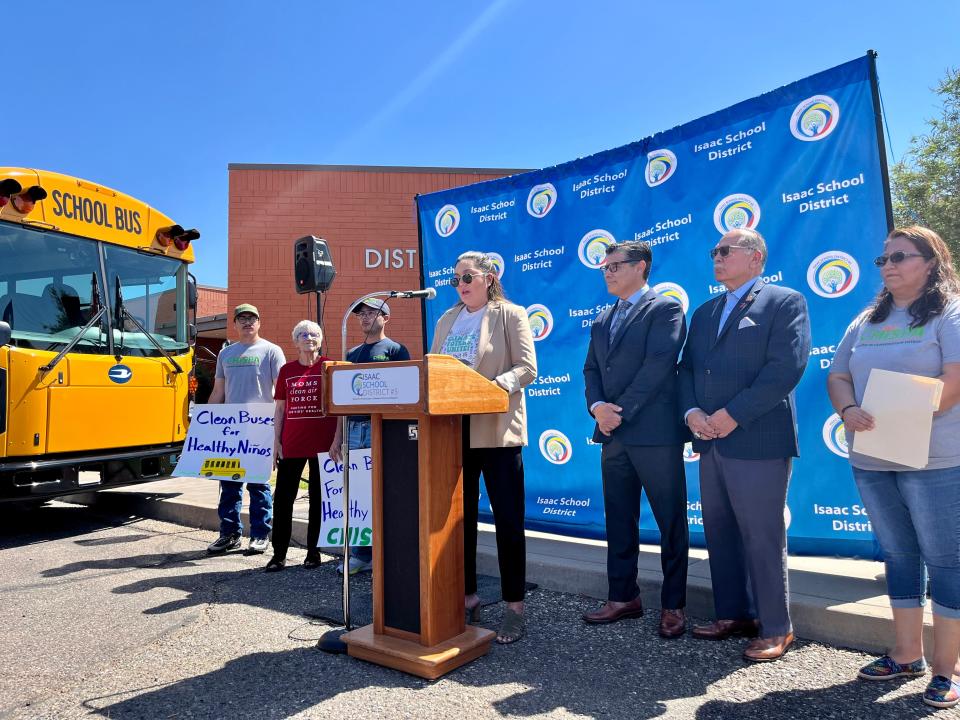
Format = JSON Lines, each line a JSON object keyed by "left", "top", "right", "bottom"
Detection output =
{"left": 435, "top": 204, "right": 460, "bottom": 237}
{"left": 527, "top": 183, "right": 557, "bottom": 218}
{"left": 822, "top": 413, "right": 849, "bottom": 458}
{"left": 577, "top": 229, "right": 616, "bottom": 269}
{"left": 652, "top": 281, "right": 690, "bottom": 314}
{"left": 682, "top": 442, "right": 700, "bottom": 463}
{"left": 807, "top": 251, "right": 860, "bottom": 298}
{"left": 487, "top": 251, "right": 506, "bottom": 279}
{"left": 645, "top": 149, "right": 677, "bottom": 187}
{"left": 539, "top": 429, "right": 572, "bottom": 465}
{"left": 526, "top": 304, "right": 554, "bottom": 341}
{"left": 713, "top": 194, "right": 761, "bottom": 233}
{"left": 351, "top": 372, "right": 365, "bottom": 397}
{"left": 784, "top": 504, "right": 792, "bottom": 530}
{"left": 790, "top": 95, "right": 840, "bottom": 142}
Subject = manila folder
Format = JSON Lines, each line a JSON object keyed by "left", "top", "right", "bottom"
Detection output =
{"left": 852, "top": 368, "right": 943, "bottom": 469}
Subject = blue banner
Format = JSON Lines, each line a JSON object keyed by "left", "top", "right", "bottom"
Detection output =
{"left": 418, "top": 55, "right": 888, "bottom": 558}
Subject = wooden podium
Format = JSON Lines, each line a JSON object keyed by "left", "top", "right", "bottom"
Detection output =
{"left": 322, "top": 354, "right": 508, "bottom": 679}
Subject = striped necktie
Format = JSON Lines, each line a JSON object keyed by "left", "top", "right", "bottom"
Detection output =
{"left": 608, "top": 300, "right": 632, "bottom": 345}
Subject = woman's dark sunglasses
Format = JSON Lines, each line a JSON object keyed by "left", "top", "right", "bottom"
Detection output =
{"left": 450, "top": 272, "right": 484, "bottom": 287}
{"left": 874, "top": 251, "right": 927, "bottom": 267}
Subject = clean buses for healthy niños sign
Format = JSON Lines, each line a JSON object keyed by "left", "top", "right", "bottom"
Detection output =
{"left": 317, "top": 450, "right": 373, "bottom": 547}
{"left": 174, "top": 403, "right": 275, "bottom": 484}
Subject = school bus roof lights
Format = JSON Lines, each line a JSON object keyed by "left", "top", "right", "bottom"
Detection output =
{"left": 153, "top": 225, "right": 201, "bottom": 253}
{"left": 0, "top": 178, "right": 22, "bottom": 207}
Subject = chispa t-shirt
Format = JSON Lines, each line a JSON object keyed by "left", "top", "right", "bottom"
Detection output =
{"left": 215, "top": 338, "right": 284, "bottom": 404}
{"left": 274, "top": 357, "right": 337, "bottom": 458}
{"left": 440, "top": 305, "right": 487, "bottom": 367}
{"left": 831, "top": 299, "right": 960, "bottom": 470}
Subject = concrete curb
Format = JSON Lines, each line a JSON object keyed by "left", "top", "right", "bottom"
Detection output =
{"left": 69, "top": 478, "right": 934, "bottom": 656}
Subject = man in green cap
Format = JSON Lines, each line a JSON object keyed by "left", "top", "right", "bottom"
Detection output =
{"left": 207, "top": 303, "right": 285, "bottom": 555}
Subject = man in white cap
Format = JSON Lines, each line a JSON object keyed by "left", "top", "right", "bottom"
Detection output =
{"left": 329, "top": 297, "right": 409, "bottom": 573}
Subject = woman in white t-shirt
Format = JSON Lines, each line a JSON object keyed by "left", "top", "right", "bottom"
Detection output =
{"left": 430, "top": 251, "right": 538, "bottom": 644}
{"left": 828, "top": 226, "right": 960, "bottom": 709}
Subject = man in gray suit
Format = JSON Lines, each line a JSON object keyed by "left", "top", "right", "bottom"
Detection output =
{"left": 678, "top": 228, "right": 811, "bottom": 662}
{"left": 582, "top": 241, "right": 690, "bottom": 638}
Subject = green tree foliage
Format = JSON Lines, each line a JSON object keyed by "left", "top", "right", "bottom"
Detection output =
{"left": 890, "top": 69, "right": 960, "bottom": 258}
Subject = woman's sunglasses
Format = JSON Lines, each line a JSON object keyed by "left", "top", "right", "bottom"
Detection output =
{"left": 874, "top": 251, "right": 928, "bottom": 267}
{"left": 450, "top": 272, "right": 485, "bottom": 288}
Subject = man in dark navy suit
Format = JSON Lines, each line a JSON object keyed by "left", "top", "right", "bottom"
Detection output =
{"left": 582, "top": 241, "right": 690, "bottom": 639}
{"left": 679, "top": 228, "right": 811, "bottom": 662}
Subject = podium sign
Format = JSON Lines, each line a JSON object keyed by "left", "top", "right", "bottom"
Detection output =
{"left": 323, "top": 355, "right": 507, "bottom": 679}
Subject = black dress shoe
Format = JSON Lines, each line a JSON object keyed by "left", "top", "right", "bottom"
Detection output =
{"left": 692, "top": 618, "right": 760, "bottom": 640}
{"left": 264, "top": 557, "right": 286, "bottom": 572}
{"left": 583, "top": 596, "right": 644, "bottom": 624}
{"left": 302, "top": 554, "right": 322, "bottom": 569}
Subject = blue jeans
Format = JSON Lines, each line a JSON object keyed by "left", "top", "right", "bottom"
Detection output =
{"left": 854, "top": 465, "right": 960, "bottom": 619}
{"left": 218, "top": 480, "right": 273, "bottom": 539}
{"left": 348, "top": 419, "right": 372, "bottom": 563}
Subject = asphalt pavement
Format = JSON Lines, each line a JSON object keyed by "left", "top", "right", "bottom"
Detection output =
{"left": 1, "top": 500, "right": 955, "bottom": 720}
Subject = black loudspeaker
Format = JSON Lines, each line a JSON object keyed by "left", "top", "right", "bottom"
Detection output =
{"left": 294, "top": 236, "right": 336, "bottom": 294}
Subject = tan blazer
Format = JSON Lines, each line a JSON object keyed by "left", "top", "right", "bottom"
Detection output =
{"left": 430, "top": 300, "right": 537, "bottom": 448}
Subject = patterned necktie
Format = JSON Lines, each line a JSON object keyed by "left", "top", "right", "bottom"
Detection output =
{"left": 608, "top": 300, "right": 632, "bottom": 345}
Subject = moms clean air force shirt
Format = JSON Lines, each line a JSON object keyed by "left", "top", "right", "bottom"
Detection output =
{"left": 831, "top": 300, "right": 960, "bottom": 471}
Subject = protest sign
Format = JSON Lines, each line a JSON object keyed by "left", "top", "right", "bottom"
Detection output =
{"left": 174, "top": 403, "right": 276, "bottom": 484}
{"left": 317, "top": 449, "right": 373, "bottom": 548}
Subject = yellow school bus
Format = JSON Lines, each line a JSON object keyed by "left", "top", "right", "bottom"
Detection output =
{"left": 0, "top": 168, "right": 200, "bottom": 501}
{"left": 200, "top": 458, "right": 246, "bottom": 481}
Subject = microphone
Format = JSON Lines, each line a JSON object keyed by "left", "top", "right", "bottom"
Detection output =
{"left": 390, "top": 288, "right": 437, "bottom": 299}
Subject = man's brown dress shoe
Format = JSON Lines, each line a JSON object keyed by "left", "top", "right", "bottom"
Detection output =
{"left": 583, "top": 596, "right": 644, "bottom": 624}
{"left": 691, "top": 618, "right": 760, "bottom": 640}
{"left": 659, "top": 608, "right": 686, "bottom": 638}
{"left": 743, "top": 632, "right": 795, "bottom": 662}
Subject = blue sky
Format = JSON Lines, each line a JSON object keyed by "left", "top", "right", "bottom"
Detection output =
{"left": 6, "top": 1, "right": 957, "bottom": 287}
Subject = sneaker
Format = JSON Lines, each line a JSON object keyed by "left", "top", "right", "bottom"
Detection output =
{"left": 858, "top": 655, "right": 928, "bottom": 681}
{"left": 207, "top": 533, "right": 241, "bottom": 554}
{"left": 337, "top": 556, "right": 372, "bottom": 575}
{"left": 248, "top": 536, "right": 269, "bottom": 554}
{"left": 923, "top": 675, "right": 960, "bottom": 708}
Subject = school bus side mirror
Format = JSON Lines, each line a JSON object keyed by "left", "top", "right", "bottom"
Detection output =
{"left": 189, "top": 323, "right": 197, "bottom": 344}
{"left": 0, "top": 321, "right": 9, "bottom": 346}
{"left": 187, "top": 273, "right": 198, "bottom": 311}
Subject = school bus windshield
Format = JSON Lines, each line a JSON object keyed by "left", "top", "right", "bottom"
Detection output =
{"left": 0, "top": 222, "right": 188, "bottom": 356}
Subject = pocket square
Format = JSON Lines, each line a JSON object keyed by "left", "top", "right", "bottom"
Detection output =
{"left": 738, "top": 316, "right": 757, "bottom": 329}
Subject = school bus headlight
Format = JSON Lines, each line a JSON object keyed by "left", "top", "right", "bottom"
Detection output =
{"left": 11, "top": 185, "right": 47, "bottom": 214}
{"left": 0, "top": 178, "right": 22, "bottom": 207}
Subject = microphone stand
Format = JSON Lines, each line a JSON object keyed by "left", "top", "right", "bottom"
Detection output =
{"left": 318, "top": 290, "right": 393, "bottom": 654}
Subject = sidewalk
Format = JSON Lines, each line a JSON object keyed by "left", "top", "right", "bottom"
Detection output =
{"left": 69, "top": 476, "right": 932, "bottom": 655}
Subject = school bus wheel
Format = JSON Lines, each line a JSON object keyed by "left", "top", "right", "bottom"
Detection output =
{"left": 231, "top": 473, "right": 241, "bottom": 480}
{"left": 204, "top": 472, "right": 213, "bottom": 477}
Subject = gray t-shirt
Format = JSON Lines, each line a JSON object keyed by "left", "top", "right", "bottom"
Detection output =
{"left": 831, "top": 299, "right": 960, "bottom": 470}
{"left": 440, "top": 305, "right": 486, "bottom": 368}
{"left": 215, "top": 338, "right": 285, "bottom": 404}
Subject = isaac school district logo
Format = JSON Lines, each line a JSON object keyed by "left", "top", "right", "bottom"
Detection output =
{"left": 486, "top": 251, "right": 505, "bottom": 279}
{"left": 645, "top": 149, "right": 677, "bottom": 187}
{"left": 527, "top": 183, "right": 557, "bottom": 218}
{"left": 790, "top": 95, "right": 840, "bottom": 142}
{"left": 807, "top": 251, "right": 859, "bottom": 298}
{"left": 653, "top": 282, "right": 690, "bottom": 314}
{"left": 822, "top": 413, "right": 849, "bottom": 458}
{"left": 526, "top": 304, "right": 554, "bottom": 341}
{"left": 577, "top": 229, "right": 616, "bottom": 269}
{"left": 713, "top": 194, "right": 761, "bottom": 233}
{"left": 539, "top": 429, "right": 572, "bottom": 465}
{"left": 435, "top": 204, "right": 460, "bottom": 237}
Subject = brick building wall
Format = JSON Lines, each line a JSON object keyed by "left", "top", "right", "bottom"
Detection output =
{"left": 227, "top": 164, "right": 526, "bottom": 361}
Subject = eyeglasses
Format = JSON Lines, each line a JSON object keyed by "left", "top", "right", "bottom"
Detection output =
{"left": 356, "top": 309, "right": 382, "bottom": 319}
{"left": 600, "top": 261, "right": 638, "bottom": 274}
{"left": 236, "top": 315, "right": 258, "bottom": 324}
{"left": 450, "top": 272, "right": 484, "bottom": 287}
{"left": 709, "top": 244, "right": 753, "bottom": 260}
{"left": 874, "top": 251, "right": 928, "bottom": 267}
{"left": 296, "top": 332, "right": 320, "bottom": 340}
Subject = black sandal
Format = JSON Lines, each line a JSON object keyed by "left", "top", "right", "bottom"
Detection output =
{"left": 496, "top": 608, "right": 525, "bottom": 644}
{"left": 265, "top": 556, "right": 286, "bottom": 572}
{"left": 302, "top": 554, "right": 322, "bottom": 569}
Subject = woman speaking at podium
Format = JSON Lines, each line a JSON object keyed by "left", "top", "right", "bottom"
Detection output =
{"left": 430, "top": 251, "right": 538, "bottom": 644}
